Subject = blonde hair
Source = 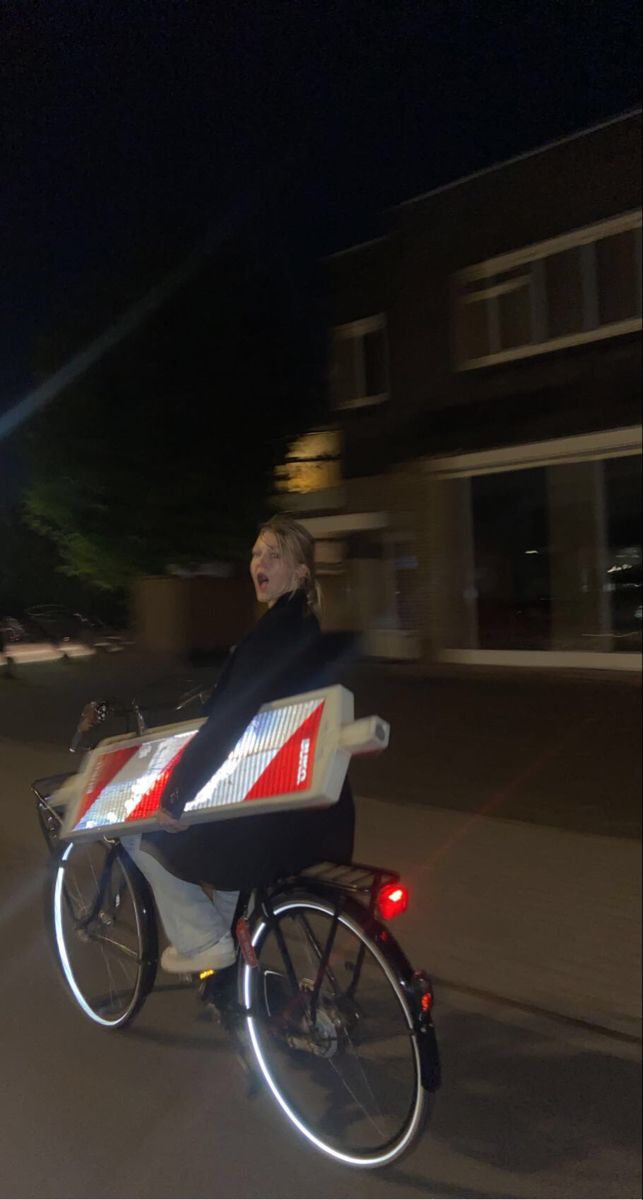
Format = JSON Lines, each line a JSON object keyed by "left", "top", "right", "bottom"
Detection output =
{"left": 259, "top": 514, "right": 322, "bottom": 617}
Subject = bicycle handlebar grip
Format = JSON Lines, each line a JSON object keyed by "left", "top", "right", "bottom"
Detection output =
{"left": 69, "top": 700, "right": 110, "bottom": 753}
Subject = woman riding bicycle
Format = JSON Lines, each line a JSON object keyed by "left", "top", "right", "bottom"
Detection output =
{"left": 126, "top": 514, "right": 355, "bottom": 976}
{"left": 43, "top": 518, "right": 439, "bottom": 1167}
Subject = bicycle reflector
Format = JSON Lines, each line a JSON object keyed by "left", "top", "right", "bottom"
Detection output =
{"left": 411, "top": 970, "right": 435, "bottom": 1016}
{"left": 377, "top": 881, "right": 409, "bottom": 921}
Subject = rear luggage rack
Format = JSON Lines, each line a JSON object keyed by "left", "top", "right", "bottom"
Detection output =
{"left": 295, "top": 860, "right": 400, "bottom": 896}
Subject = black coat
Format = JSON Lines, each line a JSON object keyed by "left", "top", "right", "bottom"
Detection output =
{"left": 141, "top": 591, "right": 355, "bottom": 890}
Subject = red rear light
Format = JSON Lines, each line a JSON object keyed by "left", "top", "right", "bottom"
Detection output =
{"left": 377, "top": 881, "right": 409, "bottom": 921}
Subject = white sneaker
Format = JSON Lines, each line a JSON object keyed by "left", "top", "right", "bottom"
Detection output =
{"left": 160, "top": 934, "right": 236, "bottom": 974}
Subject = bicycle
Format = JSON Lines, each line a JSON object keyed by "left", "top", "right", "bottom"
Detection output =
{"left": 32, "top": 689, "right": 441, "bottom": 1169}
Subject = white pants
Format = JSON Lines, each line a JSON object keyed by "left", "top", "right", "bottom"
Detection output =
{"left": 124, "top": 835, "right": 239, "bottom": 957}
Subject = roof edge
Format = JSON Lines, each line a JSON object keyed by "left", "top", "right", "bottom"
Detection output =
{"left": 392, "top": 107, "right": 642, "bottom": 213}
{"left": 325, "top": 234, "right": 389, "bottom": 263}
{"left": 323, "top": 107, "right": 642, "bottom": 264}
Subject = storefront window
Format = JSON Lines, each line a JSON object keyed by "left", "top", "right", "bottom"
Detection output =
{"left": 472, "top": 468, "right": 551, "bottom": 649}
{"left": 391, "top": 540, "right": 419, "bottom": 631}
{"left": 604, "top": 457, "right": 642, "bottom": 650}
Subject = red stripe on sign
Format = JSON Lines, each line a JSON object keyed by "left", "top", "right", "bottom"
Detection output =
{"left": 244, "top": 702, "right": 324, "bottom": 802}
{"left": 125, "top": 736, "right": 196, "bottom": 823}
{"left": 77, "top": 745, "right": 140, "bottom": 825}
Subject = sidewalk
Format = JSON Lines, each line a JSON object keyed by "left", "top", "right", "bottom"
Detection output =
{"left": 355, "top": 794, "right": 642, "bottom": 1039}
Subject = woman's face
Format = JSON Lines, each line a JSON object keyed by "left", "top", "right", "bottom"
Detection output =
{"left": 250, "top": 530, "right": 304, "bottom": 607}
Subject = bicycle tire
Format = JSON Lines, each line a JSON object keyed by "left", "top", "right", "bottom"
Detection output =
{"left": 240, "top": 893, "right": 429, "bottom": 1168}
{"left": 51, "top": 840, "right": 158, "bottom": 1028}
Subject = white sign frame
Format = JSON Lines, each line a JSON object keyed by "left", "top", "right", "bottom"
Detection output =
{"left": 60, "top": 686, "right": 387, "bottom": 843}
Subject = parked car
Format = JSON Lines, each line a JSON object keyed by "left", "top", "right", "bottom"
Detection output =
{"left": 1, "top": 615, "right": 29, "bottom": 646}
{"left": 0, "top": 613, "right": 62, "bottom": 662}
{"left": 26, "top": 604, "right": 127, "bottom": 653}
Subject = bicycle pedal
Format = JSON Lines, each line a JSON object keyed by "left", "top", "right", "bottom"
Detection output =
{"left": 199, "top": 965, "right": 237, "bottom": 1006}
{"left": 198, "top": 976, "right": 219, "bottom": 1004}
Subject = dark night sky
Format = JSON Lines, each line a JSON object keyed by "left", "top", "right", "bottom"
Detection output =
{"left": 1, "top": 0, "right": 641, "bottom": 417}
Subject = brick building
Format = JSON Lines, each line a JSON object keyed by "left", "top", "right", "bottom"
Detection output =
{"left": 278, "top": 111, "right": 642, "bottom": 669}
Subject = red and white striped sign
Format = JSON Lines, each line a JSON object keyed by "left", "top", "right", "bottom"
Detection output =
{"left": 60, "top": 686, "right": 389, "bottom": 842}
{"left": 63, "top": 693, "right": 332, "bottom": 839}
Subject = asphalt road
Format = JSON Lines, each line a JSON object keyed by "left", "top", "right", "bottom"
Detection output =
{"left": 1, "top": 857, "right": 640, "bottom": 1200}
{"left": 344, "top": 661, "right": 642, "bottom": 840}
{"left": 1, "top": 654, "right": 641, "bottom": 1198}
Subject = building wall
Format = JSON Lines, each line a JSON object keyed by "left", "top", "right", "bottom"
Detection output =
{"left": 291, "top": 114, "right": 643, "bottom": 669}
{"left": 328, "top": 113, "right": 641, "bottom": 475}
{"left": 133, "top": 575, "right": 255, "bottom": 656}
{"left": 394, "top": 112, "right": 641, "bottom": 418}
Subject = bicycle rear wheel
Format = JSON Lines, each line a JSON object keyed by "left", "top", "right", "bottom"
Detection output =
{"left": 241, "top": 895, "right": 428, "bottom": 1167}
{"left": 52, "top": 840, "right": 157, "bottom": 1028}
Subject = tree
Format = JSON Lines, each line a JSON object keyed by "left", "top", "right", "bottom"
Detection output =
{"left": 0, "top": 501, "right": 126, "bottom": 621}
{"left": 23, "top": 233, "right": 326, "bottom": 591}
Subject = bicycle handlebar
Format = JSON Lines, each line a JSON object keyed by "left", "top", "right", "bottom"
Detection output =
{"left": 68, "top": 685, "right": 211, "bottom": 753}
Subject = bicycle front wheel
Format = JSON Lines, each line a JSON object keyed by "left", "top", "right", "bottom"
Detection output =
{"left": 51, "top": 841, "right": 157, "bottom": 1028}
{"left": 241, "top": 896, "right": 428, "bottom": 1168}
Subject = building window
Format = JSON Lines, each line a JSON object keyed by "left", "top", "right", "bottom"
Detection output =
{"left": 472, "top": 468, "right": 552, "bottom": 650}
{"left": 389, "top": 537, "right": 419, "bottom": 632}
{"left": 468, "top": 453, "right": 642, "bottom": 652}
{"left": 454, "top": 210, "right": 642, "bottom": 369}
{"left": 332, "top": 315, "right": 389, "bottom": 408}
{"left": 605, "top": 457, "right": 642, "bottom": 649}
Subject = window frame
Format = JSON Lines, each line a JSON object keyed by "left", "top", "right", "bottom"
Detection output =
{"left": 454, "top": 210, "right": 642, "bottom": 370}
{"left": 332, "top": 314, "right": 389, "bottom": 409}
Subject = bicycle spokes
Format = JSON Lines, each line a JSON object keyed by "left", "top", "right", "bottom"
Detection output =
{"left": 52, "top": 841, "right": 155, "bottom": 1027}
{"left": 245, "top": 899, "right": 426, "bottom": 1165}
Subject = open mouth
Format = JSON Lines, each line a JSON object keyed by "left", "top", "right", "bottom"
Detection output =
{"left": 256, "top": 573, "right": 269, "bottom": 589}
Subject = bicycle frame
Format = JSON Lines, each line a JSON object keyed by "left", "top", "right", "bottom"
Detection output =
{"left": 31, "top": 677, "right": 442, "bottom": 1168}
{"left": 32, "top": 773, "right": 73, "bottom": 849}
{"left": 32, "top": 770, "right": 440, "bottom": 1093}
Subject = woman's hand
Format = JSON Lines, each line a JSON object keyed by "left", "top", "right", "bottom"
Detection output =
{"left": 156, "top": 806, "right": 187, "bottom": 833}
